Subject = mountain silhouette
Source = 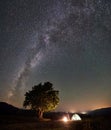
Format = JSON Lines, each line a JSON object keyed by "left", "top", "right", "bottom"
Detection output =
{"left": 0, "top": 102, "right": 36, "bottom": 116}
{"left": 0, "top": 102, "right": 19, "bottom": 115}
{"left": 88, "top": 107, "right": 111, "bottom": 117}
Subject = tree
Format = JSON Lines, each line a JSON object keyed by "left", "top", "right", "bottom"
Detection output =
{"left": 23, "top": 82, "right": 59, "bottom": 119}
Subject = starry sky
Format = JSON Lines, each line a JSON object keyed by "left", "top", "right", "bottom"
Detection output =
{"left": 0, "top": 0, "right": 111, "bottom": 112}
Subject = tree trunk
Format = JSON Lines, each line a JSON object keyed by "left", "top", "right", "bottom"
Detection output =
{"left": 37, "top": 108, "right": 43, "bottom": 120}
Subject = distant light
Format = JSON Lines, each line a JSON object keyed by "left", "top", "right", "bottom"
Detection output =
{"left": 71, "top": 114, "right": 81, "bottom": 121}
{"left": 81, "top": 111, "right": 87, "bottom": 114}
{"left": 62, "top": 116, "right": 68, "bottom": 122}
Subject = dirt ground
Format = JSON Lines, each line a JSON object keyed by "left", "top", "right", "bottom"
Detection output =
{"left": 0, "top": 115, "right": 111, "bottom": 130}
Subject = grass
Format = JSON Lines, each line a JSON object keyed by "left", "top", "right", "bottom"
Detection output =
{"left": 0, "top": 115, "right": 111, "bottom": 130}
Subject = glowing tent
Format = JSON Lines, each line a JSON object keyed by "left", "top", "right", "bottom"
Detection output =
{"left": 71, "top": 114, "right": 82, "bottom": 121}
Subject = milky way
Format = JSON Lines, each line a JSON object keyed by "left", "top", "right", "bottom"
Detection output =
{"left": 0, "top": 0, "right": 111, "bottom": 110}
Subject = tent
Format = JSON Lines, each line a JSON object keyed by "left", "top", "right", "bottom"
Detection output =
{"left": 71, "top": 114, "right": 82, "bottom": 121}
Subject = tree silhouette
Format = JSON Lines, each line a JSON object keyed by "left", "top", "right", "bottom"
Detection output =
{"left": 23, "top": 82, "right": 59, "bottom": 119}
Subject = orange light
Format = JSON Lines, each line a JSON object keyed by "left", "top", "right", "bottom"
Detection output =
{"left": 62, "top": 116, "right": 68, "bottom": 122}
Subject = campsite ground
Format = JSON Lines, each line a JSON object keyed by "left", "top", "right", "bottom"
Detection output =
{"left": 0, "top": 115, "right": 111, "bottom": 130}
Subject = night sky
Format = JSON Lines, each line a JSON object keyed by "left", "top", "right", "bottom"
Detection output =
{"left": 0, "top": 0, "right": 111, "bottom": 112}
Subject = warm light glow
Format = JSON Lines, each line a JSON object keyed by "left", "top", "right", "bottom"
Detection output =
{"left": 81, "top": 111, "right": 87, "bottom": 114}
{"left": 8, "top": 91, "right": 13, "bottom": 98}
{"left": 71, "top": 114, "right": 81, "bottom": 121}
{"left": 62, "top": 116, "right": 68, "bottom": 122}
